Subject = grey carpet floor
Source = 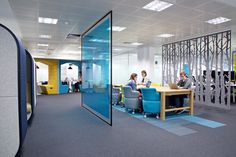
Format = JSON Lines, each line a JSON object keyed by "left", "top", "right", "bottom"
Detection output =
{"left": 19, "top": 93, "right": 236, "bottom": 157}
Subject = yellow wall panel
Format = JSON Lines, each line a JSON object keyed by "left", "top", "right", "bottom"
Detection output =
{"left": 35, "top": 59, "right": 59, "bottom": 94}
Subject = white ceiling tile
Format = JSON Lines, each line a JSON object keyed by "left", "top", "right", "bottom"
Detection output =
{"left": 113, "top": 4, "right": 139, "bottom": 15}
{"left": 6, "top": 0, "right": 236, "bottom": 58}
{"left": 178, "top": 0, "right": 209, "bottom": 8}
{"left": 196, "top": 1, "right": 229, "bottom": 14}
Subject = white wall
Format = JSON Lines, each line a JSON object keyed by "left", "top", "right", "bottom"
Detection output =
{"left": 61, "top": 63, "right": 79, "bottom": 81}
{"left": 36, "top": 62, "right": 48, "bottom": 83}
{"left": 112, "top": 53, "right": 130, "bottom": 85}
{"left": 112, "top": 46, "right": 163, "bottom": 85}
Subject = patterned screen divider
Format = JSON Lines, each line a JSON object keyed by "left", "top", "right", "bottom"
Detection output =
{"left": 162, "top": 30, "right": 231, "bottom": 109}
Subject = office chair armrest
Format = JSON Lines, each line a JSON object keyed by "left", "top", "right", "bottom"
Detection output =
{"left": 130, "top": 90, "right": 139, "bottom": 97}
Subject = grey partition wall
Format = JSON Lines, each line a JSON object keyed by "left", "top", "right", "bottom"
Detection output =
{"left": 81, "top": 11, "right": 112, "bottom": 125}
{"left": 162, "top": 30, "right": 231, "bottom": 109}
{"left": 0, "top": 24, "right": 28, "bottom": 156}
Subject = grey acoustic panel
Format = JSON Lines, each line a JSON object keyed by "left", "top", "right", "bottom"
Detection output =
{"left": 0, "top": 24, "right": 22, "bottom": 157}
{"left": 0, "top": 26, "right": 18, "bottom": 97}
{"left": 0, "top": 97, "right": 20, "bottom": 157}
{"left": 162, "top": 30, "right": 231, "bottom": 109}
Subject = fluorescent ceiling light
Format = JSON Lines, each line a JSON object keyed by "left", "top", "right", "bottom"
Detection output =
{"left": 206, "top": 17, "right": 231, "bottom": 25}
{"left": 143, "top": 0, "right": 173, "bottom": 12}
{"left": 37, "top": 43, "right": 49, "bottom": 47}
{"left": 38, "top": 17, "right": 58, "bottom": 24}
{"left": 131, "top": 42, "right": 143, "bottom": 46}
{"left": 110, "top": 26, "right": 126, "bottom": 32}
{"left": 158, "top": 33, "right": 174, "bottom": 38}
{"left": 39, "top": 35, "right": 51, "bottom": 39}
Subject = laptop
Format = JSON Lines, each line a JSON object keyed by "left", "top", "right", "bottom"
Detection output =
{"left": 168, "top": 83, "right": 179, "bottom": 89}
{"left": 146, "top": 81, "right": 152, "bottom": 88}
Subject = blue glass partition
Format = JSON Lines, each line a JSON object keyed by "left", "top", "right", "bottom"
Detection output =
{"left": 81, "top": 11, "right": 112, "bottom": 125}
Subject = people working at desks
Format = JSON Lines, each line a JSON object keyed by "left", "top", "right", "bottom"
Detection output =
{"left": 126, "top": 70, "right": 150, "bottom": 92}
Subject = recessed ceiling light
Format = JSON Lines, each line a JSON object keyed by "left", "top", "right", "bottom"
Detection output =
{"left": 39, "top": 35, "right": 51, "bottom": 39}
{"left": 158, "top": 33, "right": 174, "bottom": 38}
{"left": 131, "top": 42, "right": 143, "bottom": 46}
{"left": 143, "top": 0, "right": 173, "bottom": 12}
{"left": 38, "top": 17, "right": 58, "bottom": 24}
{"left": 206, "top": 17, "right": 231, "bottom": 25}
{"left": 110, "top": 26, "right": 126, "bottom": 32}
{"left": 37, "top": 43, "right": 49, "bottom": 47}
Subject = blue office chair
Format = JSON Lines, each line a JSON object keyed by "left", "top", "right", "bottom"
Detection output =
{"left": 141, "top": 88, "right": 160, "bottom": 118}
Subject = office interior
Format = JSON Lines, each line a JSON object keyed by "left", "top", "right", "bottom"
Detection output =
{"left": 1, "top": 0, "right": 236, "bottom": 157}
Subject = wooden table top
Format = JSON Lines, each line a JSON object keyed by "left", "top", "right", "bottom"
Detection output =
{"left": 154, "top": 86, "right": 192, "bottom": 93}
{"left": 138, "top": 85, "right": 193, "bottom": 93}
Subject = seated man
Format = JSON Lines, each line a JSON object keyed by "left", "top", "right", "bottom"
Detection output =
{"left": 168, "top": 71, "right": 192, "bottom": 109}
{"left": 177, "top": 71, "right": 191, "bottom": 89}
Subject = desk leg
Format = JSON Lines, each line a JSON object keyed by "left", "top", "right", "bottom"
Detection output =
{"left": 189, "top": 90, "right": 194, "bottom": 115}
{"left": 160, "top": 92, "right": 166, "bottom": 120}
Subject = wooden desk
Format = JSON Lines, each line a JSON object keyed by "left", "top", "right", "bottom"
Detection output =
{"left": 153, "top": 87, "right": 194, "bottom": 120}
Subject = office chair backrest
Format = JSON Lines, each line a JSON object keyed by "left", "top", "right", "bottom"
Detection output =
{"left": 141, "top": 88, "right": 160, "bottom": 101}
{"left": 112, "top": 87, "right": 120, "bottom": 94}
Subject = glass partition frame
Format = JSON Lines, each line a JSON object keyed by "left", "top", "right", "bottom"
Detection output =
{"left": 81, "top": 11, "right": 112, "bottom": 125}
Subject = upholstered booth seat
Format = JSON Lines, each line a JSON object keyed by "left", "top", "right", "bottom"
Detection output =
{"left": 40, "top": 85, "right": 54, "bottom": 94}
{"left": 60, "top": 84, "right": 69, "bottom": 94}
{"left": 27, "top": 103, "right": 32, "bottom": 113}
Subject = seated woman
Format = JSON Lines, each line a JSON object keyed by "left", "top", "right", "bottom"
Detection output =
{"left": 139, "top": 70, "right": 150, "bottom": 86}
{"left": 126, "top": 73, "right": 143, "bottom": 111}
{"left": 127, "top": 73, "right": 138, "bottom": 91}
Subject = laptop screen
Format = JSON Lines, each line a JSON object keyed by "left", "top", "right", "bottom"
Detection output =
{"left": 146, "top": 81, "right": 151, "bottom": 88}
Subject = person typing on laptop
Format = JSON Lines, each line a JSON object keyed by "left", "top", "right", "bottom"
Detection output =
{"left": 168, "top": 71, "right": 192, "bottom": 112}
{"left": 177, "top": 71, "right": 191, "bottom": 89}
